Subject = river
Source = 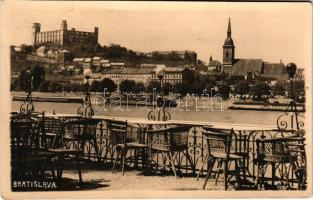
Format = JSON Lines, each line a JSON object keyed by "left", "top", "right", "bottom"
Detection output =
{"left": 11, "top": 94, "right": 285, "bottom": 127}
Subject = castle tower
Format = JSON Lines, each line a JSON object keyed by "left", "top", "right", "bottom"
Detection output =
{"left": 94, "top": 27, "right": 99, "bottom": 44}
{"left": 60, "top": 20, "right": 68, "bottom": 46}
{"left": 32, "top": 23, "right": 41, "bottom": 45}
{"left": 61, "top": 20, "right": 67, "bottom": 30}
{"left": 223, "top": 18, "right": 235, "bottom": 65}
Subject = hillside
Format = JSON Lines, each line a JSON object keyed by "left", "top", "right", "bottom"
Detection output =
{"left": 11, "top": 43, "right": 199, "bottom": 72}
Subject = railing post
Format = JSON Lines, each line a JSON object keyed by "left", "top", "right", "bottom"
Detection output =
{"left": 192, "top": 126, "right": 197, "bottom": 174}
{"left": 99, "top": 121, "right": 104, "bottom": 163}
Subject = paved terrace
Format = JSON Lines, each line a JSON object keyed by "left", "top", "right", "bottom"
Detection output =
{"left": 40, "top": 162, "right": 244, "bottom": 191}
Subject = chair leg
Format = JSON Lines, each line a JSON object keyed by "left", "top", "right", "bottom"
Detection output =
{"left": 57, "top": 154, "right": 65, "bottom": 181}
{"left": 76, "top": 153, "right": 83, "bottom": 185}
{"left": 141, "top": 148, "right": 147, "bottom": 169}
{"left": 112, "top": 148, "right": 119, "bottom": 173}
{"left": 102, "top": 143, "right": 111, "bottom": 164}
{"left": 271, "top": 163, "right": 275, "bottom": 187}
{"left": 167, "top": 152, "right": 177, "bottom": 178}
{"left": 93, "top": 137, "right": 101, "bottom": 163}
{"left": 183, "top": 151, "right": 195, "bottom": 174}
{"left": 215, "top": 159, "right": 223, "bottom": 185}
{"left": 202, "top": 157, "right": 215, "bottom": 189}
{"left": 161, "top": 152, "right": 167, "bottom": 172}
{"left": 49, "top": 157, "right": 56, "bottom": 181}
{"left": 224, "top": 159, "right": 228, "bottom": 190}
{"left": 121, "top": 148, "right": 128, "bottom": 176}
{"left": 197, "top": 154, "right": 209, "bottom": 180}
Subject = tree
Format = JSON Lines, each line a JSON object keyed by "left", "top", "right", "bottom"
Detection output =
{"left": 119, "top": 79, "right": 136, "bottom": 93}
{"left": 48, "top": 82, "right": 62, "bottom": 92}
{"left": 251, "top": 82, "right": 271, "bottom": 100}
{"left": 38, "top": 80, "right": 50, "bottom": 92}
{"left": 193, "top": 73, "right": 212, "bottom": 95}
{"left": 228, "top": 75, "right": 245, "bottom": 85}
{"left": 272, "top": 82, "right": 286, "bottom": 96}
{"left": 205, "top": 82, "right": 216, "bottom": 96}
{"left": 10, "top": 79, "right": 18, "bottom": 91}
{"left": 90, "top": 80, "right": 101, "bottom": 92}
{"left": 32, "top": 65, "right": 45, "bottom": 90}
{"left": 234, "top": 81, "right": 251, "bottom": 99}
{"left": 18, "top": 69, "right": 27, "bottom": 91}
{"left": 289, "top": 80, "right": 305, "bottom": 102}
{"left": 99, "top": 78, "right": 117, "bottom": 93}
{"left": 183, "top": 69, "right": 195, "bottom": 84}
{"left": 173, "top": 82, "right": 190, "bottom": 96}
{"left": 70, "top": 83, "right": 83, "bottom": 92}
{"left": 147, "top": 81, "right": 161, "bottom": 93}
{"left": 217, "top": 83, "right": 231, "bottom": 100}
{"left": 132, "top": 82, "right": 146, "bottom": 94}
{"left": 162, "top": 82, "right": 172, "bottom": 95}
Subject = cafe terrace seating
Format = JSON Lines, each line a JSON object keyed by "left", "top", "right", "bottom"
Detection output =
{"left": 10, "top": 111, "right": 307, "bottom": 190}
{"left": 40, "top": 115, "right": 83, "bottom": 184}
{"left": 197, "top": 127, "right": 244, "bottom": 190}
{"left": 255, "top": 134, "right": 306, "bottom": 190}
{"left": 106, "top": 119, "right": 147, "bottom": 175}
{"left": 38, "top": 113, "right": 101, "bottom": 184}
{"left": 146, "top": 125, "right": 194, "bottom": 178}
{"left": 11, "top": 113, "right": 56, "bottom": 180}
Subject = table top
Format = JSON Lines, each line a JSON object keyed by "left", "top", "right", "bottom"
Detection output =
{"left": 11, "top": 111, "right": 278, "bottom": 131}
{"left": 44, "top": 113, "right": 82, "bottom": 118}
{"left": 92, "top": 115, "right": 277, "bottom": 131}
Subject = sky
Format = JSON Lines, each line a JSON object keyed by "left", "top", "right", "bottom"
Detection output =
{"left": 2, "top": 1, "right": 312, "bottom": 68}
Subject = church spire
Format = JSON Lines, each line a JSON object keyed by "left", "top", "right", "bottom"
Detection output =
{"left": 223, "top": 18, "right": 235, "bottom": 66}
{"left": 227, "top": 18, "right": 231, "bottom": 37}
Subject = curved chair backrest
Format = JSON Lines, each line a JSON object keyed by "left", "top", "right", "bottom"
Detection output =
{"left": 202, "top": 127, "right": 233, "bottom": 157}
{"left": 11, "top": 113, "right": 39, "bottom": 150}
{"left": 148, "top": 125, "right": 192, "bottom": 151}
{"left": 41, "top": 116, "right": 64, "bottom": 148}
{"left": 106, "top": 119, "right": 128, "bottom": 146}
{"left": 63, "top": 118, "right": 101, "bottom": 147}
{"left": 256, "top": 137, "right": 294, "bottom": 163}
{"left": 168, "top": 125, "right": 192, "bottom": 150}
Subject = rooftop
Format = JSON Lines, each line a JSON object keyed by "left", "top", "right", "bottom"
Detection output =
{"left": 231, "top": 59, "right": 263, "bottom": 75}
{"left": 263, "top": 63, "right": 286, "bottom": 74}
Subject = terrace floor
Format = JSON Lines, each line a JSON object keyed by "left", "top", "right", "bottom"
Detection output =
{"left": 44, "top": 161, "right": 255, "bottom": 191}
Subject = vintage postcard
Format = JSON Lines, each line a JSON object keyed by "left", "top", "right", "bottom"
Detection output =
{"left": 0, "top": 1, "right": 312, "bottom": 199}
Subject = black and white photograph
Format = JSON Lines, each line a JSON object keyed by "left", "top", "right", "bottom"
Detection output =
{"left": 0, "top": 1, "right": 312, "bottom": 198}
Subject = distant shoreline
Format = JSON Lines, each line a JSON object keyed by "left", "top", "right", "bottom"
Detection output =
{"left": 11, "top": 91, "right": 305, "bottom": 113}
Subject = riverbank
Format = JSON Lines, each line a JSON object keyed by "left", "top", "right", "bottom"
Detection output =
{"left": 229, "top": 102, "right": 305, "bottom": 112}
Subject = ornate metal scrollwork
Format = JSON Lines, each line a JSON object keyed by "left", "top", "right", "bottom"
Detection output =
{"left": 77, "top": 78, "right": 94, "bottom": 117}
{"left": 276, "top": 112, "right": 304, "bottom": 131}
{"left": 147, "top": 108, "right": 171, "bottom": 121}
{"left": 276, "top": 98, "right": 304, "bottom": 132}
{"left": 20, "top": 91, "right": 34, "bottom": 114}
{"left": 276, "top": 63, "right": 305, "bottom": 133}
{"left": 147, "top": 94, "right": 171, "bottom": 121}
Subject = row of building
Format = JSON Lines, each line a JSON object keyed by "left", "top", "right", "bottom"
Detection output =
{"left": 46, "top": 64, "right": 190, "bottom": 86}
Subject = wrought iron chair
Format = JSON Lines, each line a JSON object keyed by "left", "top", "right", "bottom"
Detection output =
{"left": 284, "top": 136, "right": 306, "bottom": 190}
{"left": 11, "top": 113, "right": 56, "bottom": 180}
{"left": 62, "top": 118, "right": 102, "bottom": 163}
{"left": 107, "top": 119, "right": 147, "bottom": 175}
{"left": 41, "top": 116, "right": 100, "bottom": 184}
{"left": 255, "top": 135, "right": 306, "bottom": 190}
{"left": 198, "top": 128, "right": 244, "bottom": 190}
{"left": 146, "top": 125, "right": 193, "bottom": 178}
